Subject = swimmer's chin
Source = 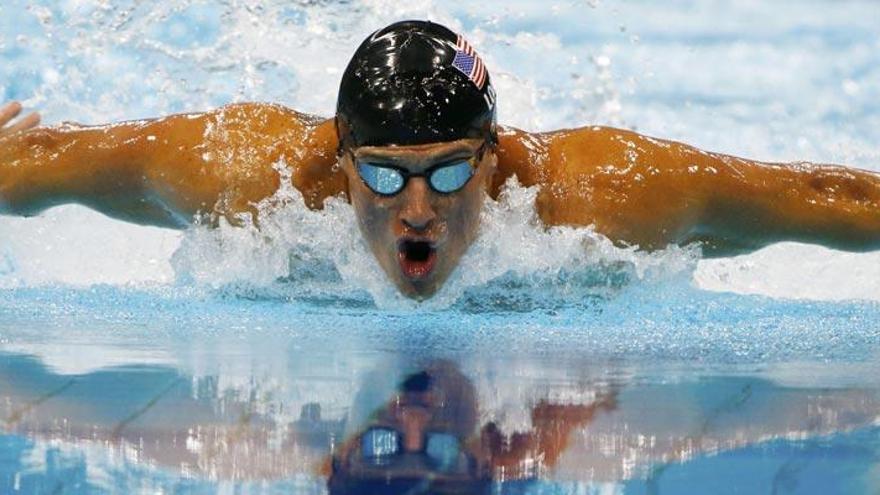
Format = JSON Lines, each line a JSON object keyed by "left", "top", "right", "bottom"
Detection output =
{"left": 393, "top": 266, "right": 450, "bottom": 300}
{"left": 395, "top": 278, "right": 441, "bottom": 301}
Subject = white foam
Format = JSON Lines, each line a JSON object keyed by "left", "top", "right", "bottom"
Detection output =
{"left": 0, "top": 205, "right": 178, "bottom": 288}
{"left": 169, "top": 163, "right": 697, "bottom": 309}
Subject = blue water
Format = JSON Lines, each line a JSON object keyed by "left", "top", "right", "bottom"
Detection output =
{"left": 2, "top": 0, "right": 880, "bottom": 493}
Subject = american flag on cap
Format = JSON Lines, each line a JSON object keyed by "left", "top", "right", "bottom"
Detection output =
{"left": 451, "top": 34, "right": 487, "bottom": 90}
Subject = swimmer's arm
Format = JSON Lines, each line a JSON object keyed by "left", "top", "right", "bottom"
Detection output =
{"left": 0, "top": 112, "right": 207, "bottom": 228}
{"left": 686, "top": 155, "right": 880, "bottom": 256}
{"left": 498, "top": 126, "right": 880, "bottom": 255}
{"left": 0, "top": 103, "right": 342, "bottom": 228}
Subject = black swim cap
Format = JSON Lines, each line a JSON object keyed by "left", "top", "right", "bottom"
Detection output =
{"left": 336, "top": 20, "right": 497, "bottom": 149}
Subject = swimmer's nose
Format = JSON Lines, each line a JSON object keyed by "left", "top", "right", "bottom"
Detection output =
{"left": 400, "top": 178, "right": 436, "bottom": 232}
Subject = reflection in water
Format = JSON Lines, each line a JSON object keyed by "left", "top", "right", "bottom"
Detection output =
{"left": 327, "top": 361, "right": 615, "bottom": 494}
{"left": 1, "top": 352, "right": 879, "bottom": 493}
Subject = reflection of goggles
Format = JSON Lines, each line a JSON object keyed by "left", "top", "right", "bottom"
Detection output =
{"left": 328, "top": 426, "right": 490, "bottom": 495}
{"left": 352, "top": 143, "right": 488, "bottom": 196}
{"left": 360, "top": 427, "right": 463, "bottom": 471}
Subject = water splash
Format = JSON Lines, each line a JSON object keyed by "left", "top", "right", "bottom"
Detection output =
{"left": 171, "top": 162, "right": 698, "bottom": 310}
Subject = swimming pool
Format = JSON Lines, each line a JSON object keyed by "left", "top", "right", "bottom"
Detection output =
{"left": 1, "top": 0, "right": 879, "bottom": 493}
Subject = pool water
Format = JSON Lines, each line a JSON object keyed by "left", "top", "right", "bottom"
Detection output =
{"left": 1, "top": 0, "right": 880, "bottom": 493}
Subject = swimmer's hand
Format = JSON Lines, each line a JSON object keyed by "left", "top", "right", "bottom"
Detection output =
{"left": 0, "top": 102, "right": 40, "bottom": 138}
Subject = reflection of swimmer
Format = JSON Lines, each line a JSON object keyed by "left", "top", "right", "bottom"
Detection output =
{"left": 2, "top": 21, "right": 880, "bottom": 299}
{"left": 0, "top": 353, "right": 615, "bottom": 488}
{"left": 325, "top": 361, "right": 616, "bottom": 494}
{"left": 2, "top": 353, "right": 880, "bottom": 487}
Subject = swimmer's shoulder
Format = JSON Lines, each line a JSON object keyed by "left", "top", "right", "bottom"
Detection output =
{"left": 493, "top": 124, "right": 709, "bottom": 241}
{"left": 496, "top": 124, "right": 698, "bottom": 180}
{"left": 198, "top": 102, "right": 342, "bottom": 208}
{"left": 183, "top": 102, "right": 337, "bottom": 168}
{"left": 137, "top": 101, "right": 339, "bottom": 212}
{"left": 494, "top": 124, "right": 653, "bottom": 191}
{"left": 196, "top": 102, "right": 331, "bottom": 136}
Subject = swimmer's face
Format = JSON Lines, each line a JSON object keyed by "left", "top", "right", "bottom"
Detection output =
{"left": 341, "top": 139, "right": 496, "bottom": 299}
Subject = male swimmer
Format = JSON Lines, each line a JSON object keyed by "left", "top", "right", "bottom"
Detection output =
{"left": 1, "top": 20, "right": 879, "bottom": 299}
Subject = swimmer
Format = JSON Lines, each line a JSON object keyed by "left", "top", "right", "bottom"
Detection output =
{"left": 1, "top": 20, "right": 879, "bottom": 299}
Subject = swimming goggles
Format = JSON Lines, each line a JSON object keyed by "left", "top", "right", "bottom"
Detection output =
{"left": 353, "top": 144, "right": 486, "bottom": 196}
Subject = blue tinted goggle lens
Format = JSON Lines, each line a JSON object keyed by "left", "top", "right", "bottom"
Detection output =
{"left": 357, "top": 161, "right": 474, "bottom": 196}
{"left": 357, "top": 163, "right": 406, "bottom": 195}
{"left": 429, "top": 161, "right": 474, "bottom": 193}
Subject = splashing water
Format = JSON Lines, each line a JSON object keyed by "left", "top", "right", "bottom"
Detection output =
{"left": 170, "top": 160, "right": 699, "bottom": 309}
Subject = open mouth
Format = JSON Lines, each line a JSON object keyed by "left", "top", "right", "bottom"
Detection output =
{"left": 397, "top": 239, "right": 437, "bottom": 280}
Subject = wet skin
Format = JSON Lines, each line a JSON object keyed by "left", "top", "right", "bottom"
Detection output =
{"left": 3, "top": 102, "right": 880, "bottom": 299}
{"left": 341, "top": 139, "right": 496, "bottom": 299}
